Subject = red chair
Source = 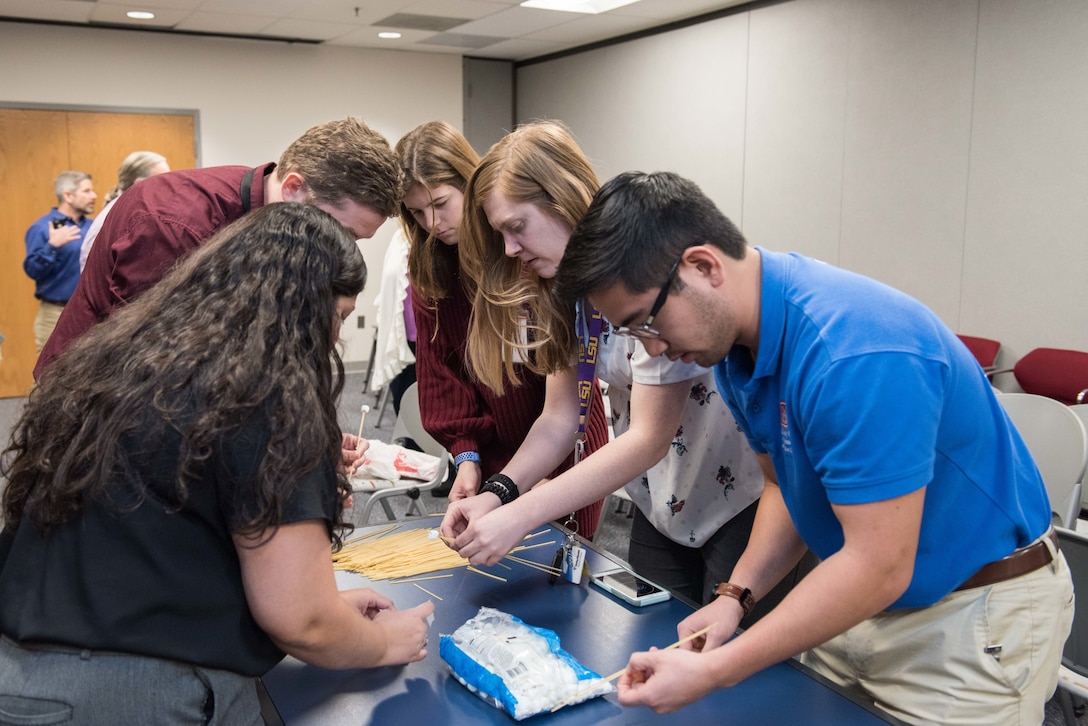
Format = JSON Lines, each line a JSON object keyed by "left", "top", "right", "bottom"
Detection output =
{"left": 990, "top": 348, "right": 1088, "bottom": 405}
{"left": 957, "top": 334, "right": 1001, "bottom": 373}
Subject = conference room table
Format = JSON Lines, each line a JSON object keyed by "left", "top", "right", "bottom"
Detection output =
{"left": 261, "top": 515, "right": 905, "bottom": 725}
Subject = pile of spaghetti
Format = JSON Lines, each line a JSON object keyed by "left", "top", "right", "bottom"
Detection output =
{"left": 333, "top": 527, "right": 467, "bottom": 580}
{"left": 332, "top": 525, "right": 560, "bottom": 582}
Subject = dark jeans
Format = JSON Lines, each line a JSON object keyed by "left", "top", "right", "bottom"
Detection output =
{"left": 628, "top": 499, "right": 818, "bottom": 626}
{"left": 388, "top": 342, "right": 417, "bottom": 417}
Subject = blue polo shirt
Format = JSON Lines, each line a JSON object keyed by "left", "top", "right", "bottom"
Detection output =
{"left": 23, "top": 208, "right": 93, "bottom": 302}
{"left": 715, "top": 248, "right": 1050, "bottom": 608}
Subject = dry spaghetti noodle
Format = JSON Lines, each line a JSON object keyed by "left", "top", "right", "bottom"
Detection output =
{"left": 332, "top": 528, "right": 559, "bottom": 581}
{"left": 333, "top": 529, "right": 468, "bottom": 580}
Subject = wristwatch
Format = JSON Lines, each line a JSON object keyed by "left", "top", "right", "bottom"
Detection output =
{"left": 480, "top": 473, "right": 519, "bottom": 505}
{"left": 714, "top": 582, "right": 755, "bottom": 618}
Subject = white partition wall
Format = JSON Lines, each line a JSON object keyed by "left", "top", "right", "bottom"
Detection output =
{"left": 835, "top": 0, "right": 977, "bottom": 326}
{"left": 962, "top": 0, "right": 1088, "bottom": 364}
{"left": 517, "top": 16, "right": 749, "bottom": 219}
{"left": 743, "top": 0, "right": 850, "bottom": 265}
{"left": 516, "top": 0, "right": 1088, "bottom": 367}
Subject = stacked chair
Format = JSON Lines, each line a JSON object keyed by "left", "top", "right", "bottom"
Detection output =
{"left": 995, "top": 393, "right": 1087, "bottom": 529}
{"left": 991, "top": 347, "right": 1088, "bottom": 515}
{"left": 990, "top": 347, "right": 1088, "bottom": 405}
{"left": 956, "top": 334, "right": 1001, "bottom": 374}
{"left": 985, "top": 347, "right": 1088, "bottom": 722}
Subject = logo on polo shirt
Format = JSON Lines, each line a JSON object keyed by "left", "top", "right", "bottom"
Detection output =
{"left": 780, "top": 401, "right": 793, "bottom": 453}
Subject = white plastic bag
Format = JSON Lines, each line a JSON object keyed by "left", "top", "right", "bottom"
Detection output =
{"left": 440, "top": 607, "right": 614, "bottom": 719}
{"left": 353, "top": 439, "right": 440, "bottom": 482}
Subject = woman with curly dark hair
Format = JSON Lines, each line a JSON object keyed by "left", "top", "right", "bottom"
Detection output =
{"left": 0, "top": 203, "right": 432, "bottom": 724}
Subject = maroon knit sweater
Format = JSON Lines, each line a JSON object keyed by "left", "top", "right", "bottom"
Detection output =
{"left": 411, "top": 246, "right": 606, "bottom": 537}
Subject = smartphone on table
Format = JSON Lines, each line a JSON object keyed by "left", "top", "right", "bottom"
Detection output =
{"left": 590, "top": 568, "right": 671, "bottom": 607}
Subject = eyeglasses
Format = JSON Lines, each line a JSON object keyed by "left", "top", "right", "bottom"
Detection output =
{"left": 610, "top": 253, "right": 683, "bottom": 340}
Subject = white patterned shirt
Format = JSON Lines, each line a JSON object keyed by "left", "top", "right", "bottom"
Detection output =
{"left": 597, "top": 327, "right": 763, "bottom": 547}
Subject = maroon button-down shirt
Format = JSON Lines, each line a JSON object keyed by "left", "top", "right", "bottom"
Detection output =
{"left": 35, "top": 164, "right": 272, "bottom": 377}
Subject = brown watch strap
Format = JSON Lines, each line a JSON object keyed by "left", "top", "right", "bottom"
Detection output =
{"left": 714, "top": 582, "right": 755, "bottom": 618}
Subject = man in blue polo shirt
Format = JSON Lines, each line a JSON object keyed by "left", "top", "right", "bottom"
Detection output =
{"left": 23, "top": 171, "right": 96, "bottom": 352}
{"left": 555, "top": 171, "right": 1073, "bottom": 726}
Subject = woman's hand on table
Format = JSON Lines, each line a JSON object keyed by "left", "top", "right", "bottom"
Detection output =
{"left": 341, "top": 588, "right": 394, "bottom": 619}
{"left": 371, "top": 601, "right": 436, "bottom": 665}
{"left": 448, "top": 461, "right": 481, "bottom": 501}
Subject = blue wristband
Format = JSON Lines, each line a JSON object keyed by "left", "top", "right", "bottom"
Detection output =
{"left": 454, "top": 451, "right": 480, "bottom": 468}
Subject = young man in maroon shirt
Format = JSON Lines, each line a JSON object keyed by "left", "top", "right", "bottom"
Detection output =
{"left": 36, "top": 117, "right": 403, "bottom": 378}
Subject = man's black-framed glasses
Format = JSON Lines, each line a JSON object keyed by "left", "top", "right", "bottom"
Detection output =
{"left": 610, "top": 253, "right": 684, "bottom": 340}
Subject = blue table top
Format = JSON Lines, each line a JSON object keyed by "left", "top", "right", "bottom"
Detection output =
{"left": 261, "top": 516, "right": 902, "bottom": 725}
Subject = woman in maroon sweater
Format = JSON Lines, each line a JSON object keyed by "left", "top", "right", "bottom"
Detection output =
{"left": 395, "top": 121, "right": 606, "bottom": 537}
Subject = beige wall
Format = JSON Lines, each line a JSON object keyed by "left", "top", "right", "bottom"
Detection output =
{"left": 517, "top": 0, "right": 1088, "bottom": 375}
{"left": 0, "top": 21, "right": 464, "bottom": 366}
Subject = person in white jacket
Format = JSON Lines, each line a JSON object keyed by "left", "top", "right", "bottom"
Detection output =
{"left": 370, "top": 227, "right": 416, "bottom": 415}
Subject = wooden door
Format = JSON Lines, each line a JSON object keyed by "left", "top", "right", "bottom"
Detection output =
{"left": 0, "top": 108, "right": 196, "bottom": 398}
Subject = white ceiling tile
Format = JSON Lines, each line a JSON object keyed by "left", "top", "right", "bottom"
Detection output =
{"left": 173, "top": 10, "right": 275, "bottom": 34}
{"left": 285, "top": 0, "right": 404, "bottom": 25}
{"left": 194, "top": 0, "right": 306, "bottom": 16}
{"left": 402, "top": 0, "right": 510, "bottom": 21}
{"left": 453, "top": 5, "right": 572, "bottom": 37}
{"left": 524, "top": 11, "right": 650, "bottom": 43}
{"left": 607, "top": 0, "right": 744, "bottom": 21}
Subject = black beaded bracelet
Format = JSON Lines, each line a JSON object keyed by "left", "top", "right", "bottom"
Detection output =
{"left": 481, "top": 473, "right": 519, "bottom": 505}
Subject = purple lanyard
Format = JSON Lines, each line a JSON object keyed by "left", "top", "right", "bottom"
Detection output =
{"left": 574, "top": 301, "right": 603, "bottom": 464}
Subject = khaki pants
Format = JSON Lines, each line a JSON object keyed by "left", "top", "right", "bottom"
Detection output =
{"left": 33, "top": 300, "right": 65, "bottom": 353}
{"left": 803, "top": 539, "right": 1074, "bottom": 726}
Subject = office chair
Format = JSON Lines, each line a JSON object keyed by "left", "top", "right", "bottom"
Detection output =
{"left": 1073, "top": 403, "right": 1088, "bottom": 516}
{"left": 990, "top": 347, "right": 1088, "bottom": 404}
{"left": 996, "top": 393, "right": 1087, "bottom": 529}
{"left": 354, "top": 382, "right": 450, "bottom": 524}
{"left": 1056, "top": 526, "right": 1088, "bottom": 726}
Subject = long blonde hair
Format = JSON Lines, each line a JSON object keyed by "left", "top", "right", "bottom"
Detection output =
{"left": 106, "top": 151, "right": 167, "bottom": 203}
{"left": 460, "top": 120, "right": 599, "bottom": 394}
{"left": 395, "top": 121, "right": 479, "bottom": 302}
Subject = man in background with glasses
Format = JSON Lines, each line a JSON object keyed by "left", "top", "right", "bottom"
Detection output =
{"left": 554, "top": 170, "right": 1072, "bottom": 726}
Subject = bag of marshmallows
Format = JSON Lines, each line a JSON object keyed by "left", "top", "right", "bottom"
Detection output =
{"left": 440, "top": 607, "right": 614, "bottom": 719}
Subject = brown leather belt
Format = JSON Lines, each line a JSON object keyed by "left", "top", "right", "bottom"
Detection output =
{"left": 955, "top": 530, "right": 1058, "bottom": 591}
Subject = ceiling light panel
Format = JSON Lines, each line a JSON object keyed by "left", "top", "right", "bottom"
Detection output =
{"left": 520, "top": 0, "right": 642, "bottom": 14}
